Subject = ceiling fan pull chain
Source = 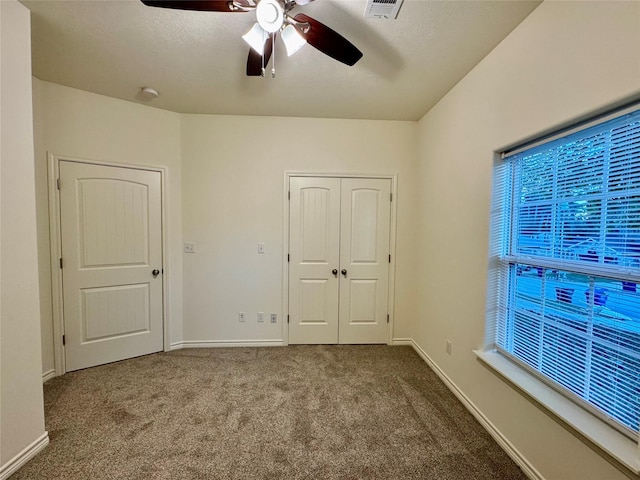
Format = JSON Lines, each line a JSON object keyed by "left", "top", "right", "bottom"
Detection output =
{"left": 261, "top": 33, "right": 265, "bottom": 77}
{"left": 260, "top": 36, "right": 264, "bottom": 77}
{"left": 272, "top": 33, "right": 276, "bottom": 78}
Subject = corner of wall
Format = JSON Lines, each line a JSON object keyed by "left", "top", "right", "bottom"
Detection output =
{"left": 1, "top": 0, "right": 48, "bottom": 472}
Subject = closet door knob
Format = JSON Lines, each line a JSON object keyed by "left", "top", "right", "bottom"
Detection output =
{"left": 332, "top": 269, "right": 338, "bottom": 276}
{"left": 341, "top": 269, "right": 347, "bottom": 277}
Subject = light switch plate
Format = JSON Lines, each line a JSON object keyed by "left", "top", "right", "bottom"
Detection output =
{"left": 184, "top": 242, "right": 196, "bottom": 253}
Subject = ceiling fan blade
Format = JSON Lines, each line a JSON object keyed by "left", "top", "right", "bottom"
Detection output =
{"left": 140, "top": 1, "right": 249, "bottom": 13}
{"left": 246, "top": 34, "right": 274, "bottom": 76}
{"left": 293, "top": 13, "right": 362, "bottom": 66}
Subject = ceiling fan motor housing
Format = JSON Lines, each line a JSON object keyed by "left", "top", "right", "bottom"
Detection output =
{"left": 256, "top": 0, "right": 284, "bottom": 33}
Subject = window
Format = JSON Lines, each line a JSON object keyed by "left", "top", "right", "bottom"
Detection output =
{"left": 488, "top": 107, "right": 640, "bottom": 440}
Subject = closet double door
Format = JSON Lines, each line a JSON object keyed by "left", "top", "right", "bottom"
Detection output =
{"left": 289, "top": 177, "right": 391, "bottom": 344}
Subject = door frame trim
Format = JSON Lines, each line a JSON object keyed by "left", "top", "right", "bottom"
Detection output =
{"left": 48, "top": 153, "right": 170, "bottom": 376}
{"left": 282, "top": 172, "right": 398, "bottom": 346}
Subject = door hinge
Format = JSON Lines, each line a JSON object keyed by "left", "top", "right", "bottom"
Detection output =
{"left": 59, "top": 257, "right": 63, "bottom": 269}
{"left": 288, "top": 254, "right": 290, "bottom": 262}
{"left": 387, "top": 314, "right": 390, "bottom": 324}
{"left": 56, "top": 178, "right": 61, "bottom": 190}
{"left": 390, "top": 192, "right": 392, "bottom": 202}
{"left": 388, "top": 254, "right": 391, "bottom": 263}
{"left": 288, "top": 191, "right": 290, "bottom": 200}
{"left": 287, "top": 314, "right": 290, "bottom": 324}
{"left": 62, "top": 334, "right": 66, "bottom": 346}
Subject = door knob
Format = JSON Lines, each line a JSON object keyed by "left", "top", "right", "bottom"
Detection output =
{"left": 332, "top": 269, "right": 338, "bottom": 276}
{"left": 152, "top": 269, "right": 160, "bottom": 278}
{"left": 341, "top": 269, "right": 347, "bottom": 277}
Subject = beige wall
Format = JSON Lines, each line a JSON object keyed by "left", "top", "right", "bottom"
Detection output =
{"left": 26, "top": 1, "right": 640, "bottom": 478}
{"left": 180, "top": 114, "right": 418, "bottom": 343}
{"left": 0, "top": 0, "right": 47, "bottom": 470}
{"left": 32, "top": 80, "right": 183, "bottom": 374}
{"left": 32, "top": 84, "right": 418, "bottom": 367}
{"left": 415, "top": 1, "right": 640, "bottom": 479}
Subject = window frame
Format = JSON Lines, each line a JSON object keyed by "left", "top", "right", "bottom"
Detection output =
{"left": 482, "top": 102, "right": 640, "bottom": 473}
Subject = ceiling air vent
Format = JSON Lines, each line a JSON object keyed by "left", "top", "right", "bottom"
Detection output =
{"left": 363, "top": 0, "right": 404, "bottom": 19}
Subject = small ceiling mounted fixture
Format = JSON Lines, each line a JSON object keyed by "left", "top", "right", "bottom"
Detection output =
{"left": 141, "top": 0, "right": 363, "bottom": 77}
{"left": 139, "top": 86, "right": 159, "bottom": 99}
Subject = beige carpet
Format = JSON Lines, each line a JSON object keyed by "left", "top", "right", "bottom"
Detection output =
{"left": 12, "top": 345, "right": 526, "bottom": 479}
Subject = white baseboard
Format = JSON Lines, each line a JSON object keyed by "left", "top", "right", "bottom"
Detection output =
{"left": 173, "top": 339, "right": 412, "bottom": 350}
{"left": 42, "top": 369, "right": 56, "bottom": 383}
{"left": 170, "top": 339, "right": 285, "bottom": 350}
{"left": 0, "top": 432, "right": 49, "bottom": 480}
{"left": 407, "top": 338, "right": 544, "bottom": 480}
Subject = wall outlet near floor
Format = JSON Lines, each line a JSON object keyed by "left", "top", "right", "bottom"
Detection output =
{"left": 446, "top": 340, "right": 452, "bottom": 355}
{"left": 184, "top": 242, "right": 196, "bottom": 253}
{"left": 239, "top": 312, "right": 246, "bottom": 322}
{"left": 257, "top": 312, "right": 264, "bottom": 322}
{"left": 270, "top": 313, "right": 277, "bottom": 323}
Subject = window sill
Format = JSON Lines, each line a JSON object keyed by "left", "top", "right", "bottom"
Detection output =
{"left": 474, "top": 349, "right": 640, "bottom": 475}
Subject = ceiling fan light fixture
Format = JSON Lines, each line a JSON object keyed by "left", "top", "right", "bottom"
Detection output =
{"left": 282, "top": 24, "right": 306, "bottom": 56}
{"left": 242, "top": 22, "right": 267, "bottom": 55}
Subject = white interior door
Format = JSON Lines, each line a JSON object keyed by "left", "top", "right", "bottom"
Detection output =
{"left": 59, "top": 161, "right": 163, "bottom": 371}
{"left": 288, "top": 176, "right": 391, "bottom": 344}
{"left": 338, "top": 178, "right": 391, "bottom": 344}
{"left": 288, "top": 177, "right": 341, "bottom": 344}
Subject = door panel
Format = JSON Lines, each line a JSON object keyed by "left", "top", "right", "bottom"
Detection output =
{"left": 339, "top": 178, "right": 391, "bottom": 344}
{"left": 81, "top": 284, "right": 150, "bottom": 341}
{"left": 60, "top": 161, "right": 163, "bottom": 371}
{"left": 300, "top": 187, "right": 334, "bottom": 262}
{"left": 347, "top": 279, "right": 378, "bottom": 323}
{"left": 288, "top": 177, "right": 340, "bottom": 344}
{"left": 349, "top": 189, "right": 381, "bottom": 263}
{"left": 300, "top": 279, "right": 331, "bottom": 323}
{"left": 78, "top": 178, "right": 149, "bottom": 267}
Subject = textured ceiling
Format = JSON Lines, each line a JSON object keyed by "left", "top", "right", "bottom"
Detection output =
{"left": 22, "top": 0, "right": 541, "bottom": 121}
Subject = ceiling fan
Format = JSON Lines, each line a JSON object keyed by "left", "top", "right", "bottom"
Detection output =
{"left": 140, "top": 0, "right": 363, "bottom": 77}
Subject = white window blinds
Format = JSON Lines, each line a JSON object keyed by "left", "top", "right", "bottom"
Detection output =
{"left": 511, "top": 111, "right": 640, "bottom": 271}
{"left": 489, "top": 107, "right": 640, "bottom": 439}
